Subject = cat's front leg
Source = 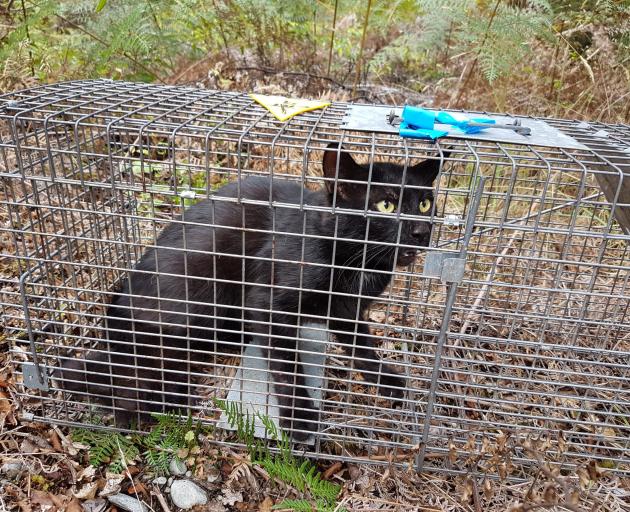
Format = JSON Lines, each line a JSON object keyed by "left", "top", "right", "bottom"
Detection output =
{"left": 330, "top": 302, "right": 406, "bottom": 403}
{"left": 249, "top": 309, "right": 318, "bottom": 441}
{"left": 350, "top": 331, "right": 406, "bottom": 402}
{"left": 268, "top": 352, "right": 318, "bottom": 442}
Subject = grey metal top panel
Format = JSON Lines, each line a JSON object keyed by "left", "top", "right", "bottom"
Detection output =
{"left": 341, "top": 104, "right": 589, "bottom": 151}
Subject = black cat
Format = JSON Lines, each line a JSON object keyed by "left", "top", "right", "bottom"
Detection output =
{"left": 60, "top": 143, "right": 444, "bottom": 440}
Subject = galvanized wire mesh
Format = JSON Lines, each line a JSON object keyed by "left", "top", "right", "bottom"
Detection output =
{"left": 1, "top": 79, "right": 628, "bottom": 480}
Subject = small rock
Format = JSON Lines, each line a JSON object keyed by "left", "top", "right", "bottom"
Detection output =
{"left": 0, "top": 462, "right": 27, "bottom": 479}
{"left": 170, "top": 480, "right": 208, "bottom": 509}
{"left": 152, "top": 476, "right": 167, "bottom": 486}
{"left": 185, "top": 470, "right": 192, "bottom": 477}
{"left": 107, "top": 493, "right": 148, "bottom": 512}
{"left": 169, "top": 457, "right": 187, "bottom": 476}
{"left": 82, "top": 498, "right": 108, "bottom": 512}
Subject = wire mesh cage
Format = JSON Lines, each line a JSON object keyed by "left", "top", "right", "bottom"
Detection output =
{"left": 1, "top": 79, "right": 629, "bottom": 480}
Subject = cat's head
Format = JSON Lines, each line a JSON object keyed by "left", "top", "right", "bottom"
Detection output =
{"left": 323, "top": 143, "right": 445, "bottom": 266}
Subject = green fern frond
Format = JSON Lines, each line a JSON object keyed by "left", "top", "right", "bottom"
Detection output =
{"left": 143, "top": 445, "right": 171, "bottom": 475}
{"left": 272, "top": 499, "right": 314, "bottom": 512}
{"left": 72, "top": 429, "right": 139, "bottom": 472}
{"left": 213, "top": 400, "right": 341, "bottom": 506}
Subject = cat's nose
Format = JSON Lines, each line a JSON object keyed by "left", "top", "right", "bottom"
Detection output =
{"left": 412, "top": 222, "right": 430, "bottom": 238}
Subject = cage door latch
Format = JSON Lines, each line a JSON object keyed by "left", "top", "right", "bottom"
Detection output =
{"left": 22, "top": 362, "right": 49, "bottom": 391}
{"left": 423, "top": 252, "right": 466, "bottom": 284}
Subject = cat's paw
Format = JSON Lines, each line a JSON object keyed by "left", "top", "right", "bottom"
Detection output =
{"left": 279, "top": 404, "right": 318, "bottom": 442}
{"left": 378, "top": 372, "right": 407, "bottom": 405}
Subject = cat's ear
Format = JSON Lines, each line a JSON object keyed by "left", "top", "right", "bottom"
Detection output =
{"left": 411, "top": 149, "right": 450, "bottom": 184}
{"left": 322, "top": 143, "right": 364, "bottom": 199}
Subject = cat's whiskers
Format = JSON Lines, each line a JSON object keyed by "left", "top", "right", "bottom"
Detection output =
{"left": 335, "top": 242, "right": 389, "bottom": 288}
{"left": 349, "top": 243, "right": 395, "bottom": 294}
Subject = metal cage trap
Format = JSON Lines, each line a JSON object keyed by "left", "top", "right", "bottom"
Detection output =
{"left": 1, "top": 79, "right": 629, "bottom": 480}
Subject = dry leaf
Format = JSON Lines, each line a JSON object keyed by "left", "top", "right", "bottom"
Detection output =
{"left": 480, "top": 436, "right": 490, "bottom": 455}
{"left": 448, "top": 439, "right": 457, "bottom": 465}
{"left": 347, "top": 464, "right": 361, "bottom": 481}
{"left": 586, "top": 460, "right": 603, "bottom": 480}
{"left": 221, "top": 488, "right": 243, "bottom": 506}
{"left": 124, "top": 465, "right": 140, "bottom": 478}
{"left": 77, "top": 465, "right": 97, "bottom": 483}
{"left": 74, "top": 482, "right": 98, "bottom": 500}
{"left": 567, "top": 489, "right": 580, "bottom": 505}
{"left": 576, "top": 467, "right": 591, "bottom": 489}
{"left": 30, "top": 490, "right": 66, "bottom": 511}
{"left": 20, "top": 434, "right": 53, "bottom": 453}
{"left": 49, "top": 430, "right": 63, "bottom": 452}
{"left": 0, "top": 390, "right": 12, "bottom": 414}
{"left": 322, "top": 462, "right": 343, "bottom": 480}
{"left": 99, "top": 472, "right": 124, "bottom": 497}
{"left": 482, "top": 478, "right": 493, "bottom": 500}
{"left": 498, "top": 462, "right": 509, "bottom": 481}
{"left": 0, "top": 372, "right": 11, "bottom": 388}
{"left": 29, "top": 491, "right": 54, "bottom": 510}
{"left": 16, "top": 500, "right": 32, "bottom": 512}
{"left": 542, "top": 483, "right": 557, "bottom": 503}
{"left": 127, "top": 480, "right": 148, "bottom": 496}
{"left": 258, "top": 496, "right": 274, "bottom": 512}
{"left": 459, "top": 477, "right": 473, "bottom": 503}
{"left": 558, "top": 430, "right": 566, "bottom": 454}
{"left": 66, "top": 497, "right": 82, "bottom": 512}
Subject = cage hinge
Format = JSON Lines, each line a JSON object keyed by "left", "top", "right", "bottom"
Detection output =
{"left": 22, "top": 363, "right": 49, "bottom": 391}
{"left": 423, "top": 252, "right": 466, "bottom": 284}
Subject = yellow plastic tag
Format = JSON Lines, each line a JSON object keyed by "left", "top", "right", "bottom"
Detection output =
{"left": 250, "top": 93, "right": 331, "bottom": 122}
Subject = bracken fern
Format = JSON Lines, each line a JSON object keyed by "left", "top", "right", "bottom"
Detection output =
{"left": 213, "top": 399, "right": 344, "bottom": 512}
{"left": 72, "top": 410, "right": 203, "bottom": 475}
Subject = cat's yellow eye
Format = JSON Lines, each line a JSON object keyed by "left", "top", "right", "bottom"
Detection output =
{"left": 376, "top": 199, "right": 396, "bottom": 213}
{"left": 419, "top": 198, "right": 432, "bottom": 213}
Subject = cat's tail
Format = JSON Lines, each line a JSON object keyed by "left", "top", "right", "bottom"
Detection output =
{"left": 57, "top": 322, "right": 193, "bottom": 426}
{"left": 56, "top": 340, "right": 147, "bottom": 426}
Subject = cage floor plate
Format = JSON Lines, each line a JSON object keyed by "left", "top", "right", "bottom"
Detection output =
{"left": 217, "top": 323, "right": 328, "bottom": 445}
{"left": 341, "top": 105, "right": 589, "bottom": 150}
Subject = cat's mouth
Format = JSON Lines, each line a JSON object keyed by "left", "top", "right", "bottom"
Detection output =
{"left": 397, "top": 249, "right": 418, "bottom": 266}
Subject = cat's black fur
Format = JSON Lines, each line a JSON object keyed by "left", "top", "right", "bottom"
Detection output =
{"left": 60, "top": 143, "right": 444, "bottom": 440}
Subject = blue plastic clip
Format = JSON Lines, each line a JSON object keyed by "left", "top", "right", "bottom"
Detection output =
{"left": 436, "top": 111, "right": 495, "bottom": 134}
{"left": 393, "top": 106, "right": 521, "bottom": 140}
{"left": 397, "top": 106, "right": 448, "bottom": 140}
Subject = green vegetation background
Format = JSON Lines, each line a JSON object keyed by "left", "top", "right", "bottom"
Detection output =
{"left": 1, "top": 1, "right": 629, "bottom": 122}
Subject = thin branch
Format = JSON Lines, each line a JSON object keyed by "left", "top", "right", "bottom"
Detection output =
{"left": 53, "top": 12, "right": 165, "bottom": 83}
{"left": 211, "top": 0, "right": 230, "bottom": 56}
{"left": 352, "top": 0, "right": 373, "bottom": 96}
{"left": 327, "top": 0, "right": 338, "bottom": 76}
{"left": 19, "top": 0, "right": 35, "bottom": 77}
{"left": 152, "top": 486, "right": 173, "bottom": 512}
{"left": 452, "top": 0, "right": 501, "bottom": 107}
